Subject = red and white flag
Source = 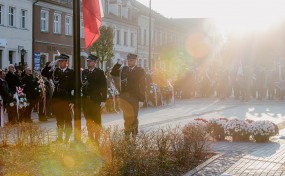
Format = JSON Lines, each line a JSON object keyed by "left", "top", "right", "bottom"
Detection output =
{"left": 82, "top": 0, "right": 103, "bottom": 49}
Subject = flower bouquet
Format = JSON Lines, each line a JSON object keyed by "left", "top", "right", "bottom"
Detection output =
{"left": 249, "top": 120, "right": 278, "bottom": 143}
{"left": 208, "top": 117, "right": 228, "bottom": 141}
{"left": 37, "top": 76, "right": 46, "bottom": 96}
{"left": 224, "top": 119, "right": 250, "bottom": 142}
{"left": 16, "top": 87, "right": 29, "bottom": 113}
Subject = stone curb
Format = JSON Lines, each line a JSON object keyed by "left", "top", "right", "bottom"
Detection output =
{"left": 183, "top": 153, "right": 224, "bottom": 176}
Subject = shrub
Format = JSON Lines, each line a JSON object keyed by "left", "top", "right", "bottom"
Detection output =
{"left": 208, "top": 117, "right": 228, "bottom": 141}
{"left": 182, "top": 121, "right": 210, "bottom": 157}
{"left": 224, "top": 119, "right": 250, "bottom": 141}
{"left": 249, "top": 120, "right": 279, "bottom": 142}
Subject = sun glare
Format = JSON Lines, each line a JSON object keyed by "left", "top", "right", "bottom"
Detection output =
{"left": 211, "top": 0, "right": 285, "bottom": 35}
{"left": 213, "top": 16, "right": 284, "bottom": 36}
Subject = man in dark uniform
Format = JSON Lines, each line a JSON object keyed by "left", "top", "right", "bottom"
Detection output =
{"left": 120, "top": 53, "right": 146, "bottom": 138}
{"left": 41, "top": 54, "right": 75, "bottom": 143}
{"left": 82, "top": 55, "right": 107, "bottom": 143}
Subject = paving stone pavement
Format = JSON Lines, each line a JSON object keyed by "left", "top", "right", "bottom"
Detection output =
{"left": 184, "top": 129, "right": 285, "bottom": 176}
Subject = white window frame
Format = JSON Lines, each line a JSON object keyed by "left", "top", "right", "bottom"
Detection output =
{"left": 80, "top": 19, "right": 84, "bottom": 38}
{"left": 20, "top": 9, "right": 27, "bottom": 29}
{"left": 0, "top": 5, "right": 3, "bottom": 25}
{"left": 40, "top": 10, "right": 49, "bottom": 32}
{"left": 65, "top": 16, "right": 72, "bottom": 36}
{"left": 9, "top": 7, "right": 15, "bottom": 27}
{"left": 53, "top": 13, "right": 61, "bottom": 34}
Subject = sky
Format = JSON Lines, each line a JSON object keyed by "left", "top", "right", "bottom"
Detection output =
{"left": 136, "top": 0, "right": 285, "bottom": 19}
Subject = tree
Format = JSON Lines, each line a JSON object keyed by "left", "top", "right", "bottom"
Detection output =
{"left": 90, "top": 26, "right": 114, "bottom": 69}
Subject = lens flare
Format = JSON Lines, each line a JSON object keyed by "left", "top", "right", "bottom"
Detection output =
{"left": 185, "top": 32, "right": 210, "bottom": 59}
{"left": 63, "top": 155, "right": 75, "bottom": 168}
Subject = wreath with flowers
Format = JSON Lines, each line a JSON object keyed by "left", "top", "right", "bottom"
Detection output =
{"left": 37, "top": 76, "right": 46, "bottom": 96}
{"left": 16, "top": 87, "right": 29, "bottom": 110}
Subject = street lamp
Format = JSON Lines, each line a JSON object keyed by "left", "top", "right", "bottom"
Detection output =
{"left": 20, "top": 48, "right": 27, "bottom": 68}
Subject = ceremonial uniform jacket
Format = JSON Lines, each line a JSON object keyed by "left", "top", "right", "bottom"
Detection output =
{"left": 41, "top": 66, "right": 75, "bottom": 102}
{"left": 120, "top": 66, "right": 146, "bottom": 102}
{"left": 82, "top": 68, "right": 107, "bottom": 103}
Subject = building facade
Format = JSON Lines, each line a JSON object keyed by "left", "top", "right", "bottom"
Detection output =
{"left": 0, "top": 0, "right": 33, "bottom": 69}
{"left": 0, "top": 0, "right": 188, "bottom": 71}
{"left": 33, "top": 0, "right": 88, "bottom": 71}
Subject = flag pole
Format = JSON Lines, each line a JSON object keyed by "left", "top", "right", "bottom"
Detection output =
{"left": 73, "top": 0, "right": 81, "bottom": 142}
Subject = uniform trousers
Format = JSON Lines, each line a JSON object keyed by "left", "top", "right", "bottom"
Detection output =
{"left": 52, "top": 98, "right": 72, "bottom": 141}
{"left": 120, "top": 93, "right": 139, "bottom": 137}
{"left": 82, "top": 98, "right": 102, "bottom": 142}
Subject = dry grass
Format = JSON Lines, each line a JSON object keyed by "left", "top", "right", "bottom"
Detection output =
{"left": 0, "top": 123, "right": 213, "bottom": 176}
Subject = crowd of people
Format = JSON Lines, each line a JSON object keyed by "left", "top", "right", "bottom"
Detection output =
{"left": 2, "top": 53, "right": 285, "bottom": 144}
{"left": 0, "top": 64, "right": 51, "bottom": 125}
{"left": 0, "top": 53, "right": 147, "bottom": 143}
{"left": 175, "top": 64, "right": 285, "bottom": 101}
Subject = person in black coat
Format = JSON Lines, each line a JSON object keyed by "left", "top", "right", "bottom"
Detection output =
{"left": 82, "top": 55, "right": 107, "bottom": 143}
{"left": 5, "top": 64, "right": 20, "bottom": 94}
{"left": 120, "top": 53, "right": 146, "bottom": 138}
{"left": 41, "top": 54, "right": 75, "bottom": 143}
{"left": 0, "top": 69, "right": 9, "bottom": 126}
{"left": 21, "top": 67, "right": 39, "bottom": 122}
{"left": 5, "top": 64, "right": 20, "bottom": 123}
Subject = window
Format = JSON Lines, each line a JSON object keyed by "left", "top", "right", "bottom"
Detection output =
{"left": 128, "top": 8, "right": 131, "bottom": 20}
{"left": 53, "top": 13, "right": 61, "bottom": 34}
{"left": 9, "top": 7, "right": 15, "bottom": 27}
{"left": 138, "top": 28, "right": 141, "bottom": 45}
{"left": 124, "top": 31, "right": 127, "bottom": 46}
{"left": 162, "top": 33, "right": 166, "bottom": 44}
{"left": 144, "top": 59, "right": 148, "bottom": 68}
{"left": 21, "top": 10, "right": 27, "bottom": 29}
{"left": 118, "top": 5, "right": 121, "bottom": 17}
{"left": 138, "top": 59, "right": 142, "bottom": 67}
{"left": 41, "top": 10, "right": 49, "bottom": 32}
{"left": 158, "top": 32, "right": 161, "bottom": 46}
{"left": 104, "top": 0, "right": 108, "bottom": 15}
{"left": 80, "top": 19, "right": 84, "bottom": 38}
{"left": 154, "top": 31, "right": 158, "bottom": 46}
{"left": 0, "top": 5, "right": 3, "bottom": 25}
{"left": 116, "top": 30, "right": 120, "bottom": 45}
{"left": 65, "top": 16, "right": 72, "bottom": 35}
{"left": 144, "top": 29, "right": 147, "bottom": 46}
{"left": 130, "top": 33, "right": 134, "bottom": 47}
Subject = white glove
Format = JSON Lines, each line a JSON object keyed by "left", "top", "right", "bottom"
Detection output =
{"left": 48, "top": 60, "right": 58, "bottom": 67}
{"left": 118, "top": 58, "right": 125, "bottom": 65}
{"left": 100, "top": 102, "right": 106, "bottom": 108}
{"left": 139, "top": 102, "right": 144, "bottom": 108}
{"left": 69, "top": 103, "right": 74, "bottom": 110}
